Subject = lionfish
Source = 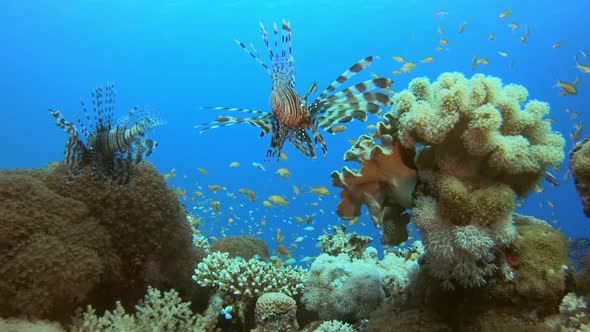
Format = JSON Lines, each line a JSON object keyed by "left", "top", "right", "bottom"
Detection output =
{"left": 50, "top": 83, "right": 163, "bottom": 184}
{"left": 196, "top": 20, "right": 393, "bottom": 160}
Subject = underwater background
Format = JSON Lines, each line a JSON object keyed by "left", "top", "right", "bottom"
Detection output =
{"left": 2, "top": 0, "right": 590, "bottom": 330}
{"left": 2, "top": 0, "right": 588, "bottom": 256}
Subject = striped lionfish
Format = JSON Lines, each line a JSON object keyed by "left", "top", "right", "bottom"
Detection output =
{"left": 50, "top": 83, "right": 164, "bottom": 184}
{"left": 197, "top": 20, "right": 393, "bottom": 160}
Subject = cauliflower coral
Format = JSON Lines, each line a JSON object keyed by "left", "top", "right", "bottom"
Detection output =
{"left": 332, "top": 72, "right": 565, "bottom": 289}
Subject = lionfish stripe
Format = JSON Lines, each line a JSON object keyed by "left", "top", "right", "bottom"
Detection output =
{"left": 235, "top": 39, "right": 269, "bottom": 71}
{"left": 201, "top": 106, "right": 267, "bottom": 115}
{"left": 324, "top": 92, "right": 392, "bottom": 107}
{"left": 314, "top": 56, "right": 375, "bottom": 102}
{"left": 315, "top": 106, "right": 379, "bottom": 130}
{"left": 259, "top": 22, "right": 274, "bottom": 61}
{"left": 196, "top": 115, "right": 273, "bottom": 136}
{"left": 322, "top": 78, "right": 393, "bottom": 103}
{"left": 287, "top": 128, "right": 315, "bottom": 158}
{"left": 309, "top": 123, "right": 328, "bottom": 156}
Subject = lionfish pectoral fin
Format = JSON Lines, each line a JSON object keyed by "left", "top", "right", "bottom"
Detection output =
{"left": 309, "top": 123, "right": 327, "bottom": 157}
{"left": 287, "top": 129, "right": 316, "bottom": 159}
{"left": 311, "top": 56, "right": 377, "bottom": 106}
{"left": 196, "top": 107, "right": 272, "bottom": 136}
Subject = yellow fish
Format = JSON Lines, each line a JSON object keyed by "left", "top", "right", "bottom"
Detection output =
{"left": 436, "top": 46, "right": 444, "bottom": 52}
{"left": 329, "top": 124, "right": 347, "bottom": 133}
{"left": 197, "top": 167, "right": 208, "bottom": 175}
{"left": 498, "top": 51, "right": 508, "bottom": 57}
{"left": 498, "top": 9, "right": 511, "bottom": 19}
{"left": 280, "top": 152, "right": 288, "bottom": 160}
{"left": 208, "top": 184, "right": 222, "bottom": 192}
{"left": 193, "top": 190, "right": 203, "bottom": 197}
{"left": 348, "top": 217, "right": 359, "bottom": 226}
{"left": 575, "top": 57, "right": 590, "bottom": 74}
{"left": 268, "top": 195, "right": 289, "bottom": 206}
{"left": 174, "top": 187, "right": 187, "bottom": 200}
{"left": 476, "top": 57, "right": 489, "bottom": 65}
{"left": 437, "top": 25, "right": 444, "bottom": 35}
{"left": 421, "top": 56, "right": 435, "bottom": 63}
{"left": 393, "top": 55, "right": 405, "bottom": 62}
{"left": 471, "top": 55, "right": 478, "bottom": 71}
{"left": 163, "top": 168, "right": 176, "bottom": 180}
{"left": 367, "top": 124, "right": 376, "bottom": 129}
{"left": 458, "top": 21, "right": 467, "bottom": 33}
{"left": 238, "top": 188, "right": 256, "bottom": 201}
{"left": 276, "top": 229, "right": 284, "bottom": 243}
{"left": 310, "top": 186, "right": 330, "bottom": 196}
{"left": 508, "top": 22, "right": 519, "bottom": 31}
{"left": 392, "top": 69, "right": 402, "bottom": 75}
{"left": 556, "top": 78, "right": 579, "bottom": 96}
{"left": 261, "top": 220, "right": 267, "bottom": 226}
{"left": 319, "top": 209, "right": 325, "bottom": 215}
{"left": 276, "top": 168, "right": 291, "bottom": 178}
{"left": 293, "top": 184, "right": 300, "bottom": 195}
{"left": 310, "top": 202, "right": 319, "bottom": 206}
{"left": 263, "top": 200, "right": 273, "bottom": 208}
{"left": 489, "top": 33, "right": 496, "bottom": 40}
{"left": 295, "top": 216, "right": 303, "bottom": 222}
{"left": 401, "top": 62, "right": 416, "bottom": 72}
{"left": 229, "top": 161, "right": 240, "bottom": 168}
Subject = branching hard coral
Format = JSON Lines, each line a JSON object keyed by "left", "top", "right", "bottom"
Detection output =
{"left": 571, "top": 136, "right": 590, "bottom": 217}
{"left": 253, "top": 292, "right": 298, "bottom": 332}
{"left": 312, "top": 320, "right": 355, "bottom": 332}
{"left": 333, "top": 72, "right": 565, "bottom": 289}
{"left": 71, "top": 287, "right": 221, "bottom": 332}
{"left": 193, "top": 251, "right": 306, "bottom": 327}
{"left": 193, "top": 252, "right": 306, "bottom": 298}
{"left": 317, "top": 225, "right": 373, "bottom": 259}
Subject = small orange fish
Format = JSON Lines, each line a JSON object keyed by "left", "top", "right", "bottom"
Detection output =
{"left": 499, "top": 9, "right": 512, "bottom": 19}
{"left": 329, "top": 124, "right": 347, "bottom": 133}
{"left": 276, "top": 229, "right": 284, "bottom": 243}
{"left": 276, "top": 245, "right": 292, "bottom": 257}
{"left": 458, "top": 21, "right": 467, "bottom": 33}
{"left": 305, "top": 215, "right": 313, "bottom": 224}
{"left": 210, "top": 200, "right": 220, "bottom": 213}
{"left": 208, "top": 184, "right": 222, "bottom": 192}
{"left": 238, "top": 188, "right": 256, "bottom": 201}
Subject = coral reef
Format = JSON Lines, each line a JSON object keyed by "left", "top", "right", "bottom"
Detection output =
{"left": 331, "top": 133, "right": 416, "bottom": 245}
{"left": 367, "top": 214, "right": 570, "bottom": 331}
{"left": 544, "top": 293, "right": 590, "bottom": 331}
{"left": 571, "top": 136, "right": 590, "bottom": 217}
{"left": 312, "top": 320, "right": 355, "bottom": 332}
{"left": 193, "top": 251, "right": 306, "bottom": 328}
{"left": 316, "top": 225, "right": 373, "bottom": 259}
{"left": 253, "top": 292, "right": 298, "bottom": 332}
{"left": 210, "top": 235, "right": 271, "bottom": 261}
{"left": 0, "top": 162, "right": 199, "bottom": 323}
{"left": 333, "top": 72, "right": 565, "bottom": 289}
{"left": 302, "top": 246, "right": 420, "bottom": 321}
{"left": 71, "top": 287, "right": 221, "bottom": 332}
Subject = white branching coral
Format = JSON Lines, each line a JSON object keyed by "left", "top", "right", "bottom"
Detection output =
{"left": 192, "top": 251, "right": 306, "bottom": 298}
{"left": 545, "top": 293, "right": 590, "bottom": 331}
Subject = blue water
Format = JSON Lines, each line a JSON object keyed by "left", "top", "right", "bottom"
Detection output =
{"left": 1, "top": 0, "right": 589, "bottom": 263}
